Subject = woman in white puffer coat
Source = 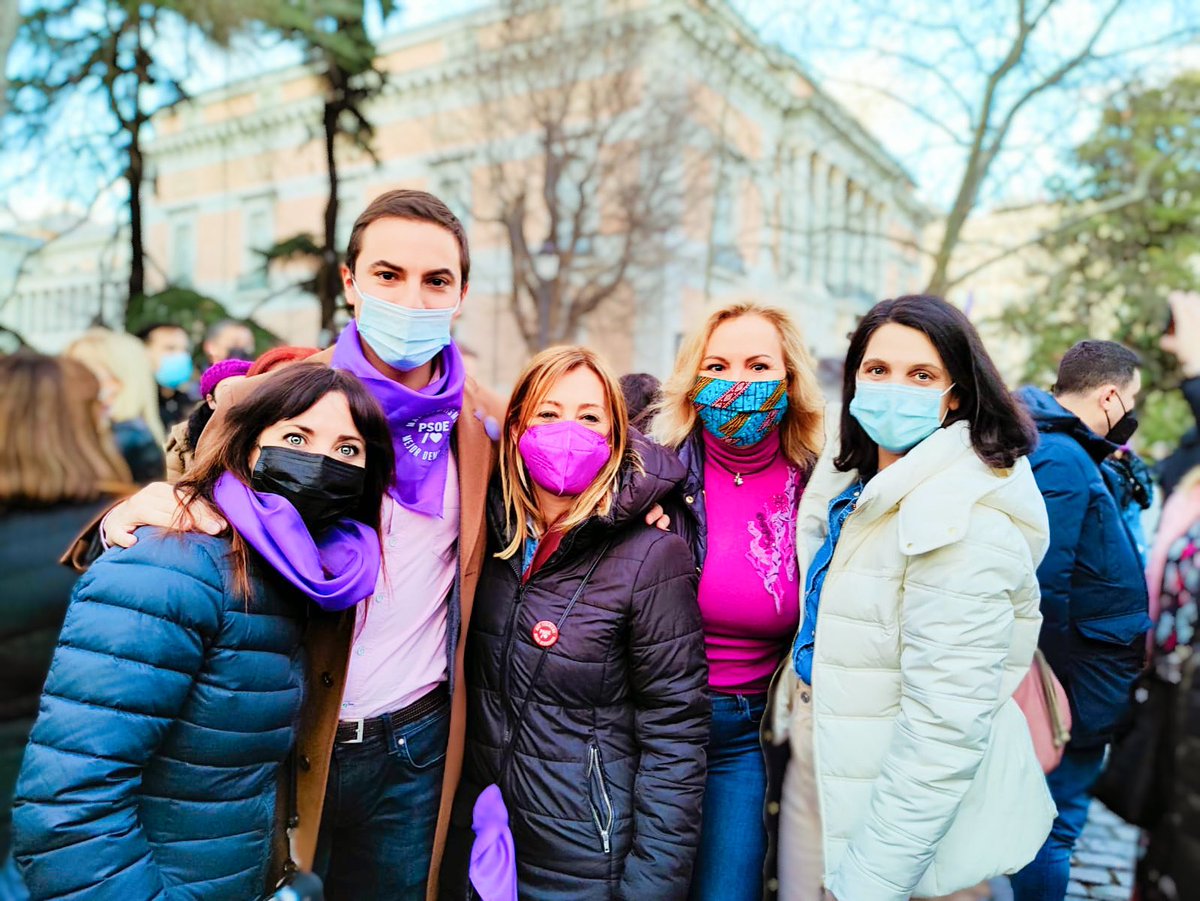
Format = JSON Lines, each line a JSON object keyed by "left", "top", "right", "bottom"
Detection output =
{"left": 767, "top": 295, "right": 1056, "bottom": 901}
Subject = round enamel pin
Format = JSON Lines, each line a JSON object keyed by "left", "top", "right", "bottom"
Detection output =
{"left": 532, "top": 620, "right": 560, "bottom": 648}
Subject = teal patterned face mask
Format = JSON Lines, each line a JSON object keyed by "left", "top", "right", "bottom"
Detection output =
{"left": 689, "top": 376, "right": 788, "bottom": 447}
{"left": 849, "top": 381, "right": 955, "bottom": 453}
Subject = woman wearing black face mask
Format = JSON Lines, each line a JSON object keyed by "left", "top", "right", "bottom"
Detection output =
{"left": 11, "top": 365, "right": 393, "bottom": 900}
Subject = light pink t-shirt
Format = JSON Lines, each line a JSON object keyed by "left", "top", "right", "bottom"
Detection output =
{"left": 340, "top": 457, "right": 460, "bottom": 720}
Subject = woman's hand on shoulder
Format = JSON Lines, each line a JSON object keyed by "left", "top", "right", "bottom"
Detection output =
{"left": 102, "top": 481, "right": 226, "bottom": 548}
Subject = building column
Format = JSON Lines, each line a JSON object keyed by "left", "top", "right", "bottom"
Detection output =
{"left": 809, "top": 153, "right": 828, "bottom": 288}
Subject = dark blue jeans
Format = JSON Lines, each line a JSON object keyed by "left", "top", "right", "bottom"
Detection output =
{"left": 314, "top": 703, "right": 450, "bottom": 900}
{"left": 1009, "top": 745, "right": 1108, "bottom": 901}
{"left": 689, "top": 693, "right": 768, "bottom": 901}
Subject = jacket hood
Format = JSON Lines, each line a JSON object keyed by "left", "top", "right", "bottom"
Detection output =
{"left": 1017, "top": 385, "right": 1117, "bottom": 463}
{"left": 487, "top": 431, "right": 685, "bottom": 546}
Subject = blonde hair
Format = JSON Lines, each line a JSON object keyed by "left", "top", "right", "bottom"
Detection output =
{"left": 652, "top": 301, "right": 824, "bottom": 467}
{"left": 1179, "top": 466, "right": 1200, "bottom": 497}
{"left": 498, "top": 345, "right": 633, "bottom": 560}
{"left": 65, "top": 327, "right": 167, "bottom": 445}
{"left": 0, "top": 353, "right": 133, "bottom": 505}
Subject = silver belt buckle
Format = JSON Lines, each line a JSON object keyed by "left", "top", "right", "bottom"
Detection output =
{"left": 341, "top": 718, "right": 365, "bottom": 744}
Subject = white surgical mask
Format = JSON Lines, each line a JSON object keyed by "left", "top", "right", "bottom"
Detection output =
{"left": 354, "top": 281, "right": 458, "bottom": 372}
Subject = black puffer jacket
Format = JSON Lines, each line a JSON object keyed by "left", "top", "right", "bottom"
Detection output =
{"left": 441, "top": 437, "right": 709, "bottom": 901}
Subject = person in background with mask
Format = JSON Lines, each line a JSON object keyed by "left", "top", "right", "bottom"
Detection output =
{"left": 769, "top": 295, "right": 1054, "bottom": 901}
{"left": 137, "top": 322, "right": 198, "bottom": 430}
{"left": 202, "top": 319, "right": 257, "bottom": 366}
{"left": 1012, "top": 341, "right": 1153, "bottom": 901}
{"left": 0, "top": 354, "right": 136, "bottom": 901}
{"left": 439, "top": 346, "right": 708, "bottom": 900}
{"left": 651, "top": 302, "right": 824, "bottom": 901}
{"left": 80, "top": 190, "right": 502, "bottom": 899}
{"left": 65, "top": 328, "right": 167, "bottom": 483}
{"left": 12, "top": 364, "right": 393, "bottom": 899}
{"left": 164, "top": 358, "right": 255, "bottom": 483}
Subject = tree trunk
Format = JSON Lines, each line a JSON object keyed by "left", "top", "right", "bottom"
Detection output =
{"left": 0, "top": 0, "right": 18, "bottom": 120}
{"left": 320, "top": 87, "right": 342, "bottom": 334}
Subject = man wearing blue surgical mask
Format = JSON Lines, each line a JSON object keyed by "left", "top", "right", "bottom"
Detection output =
{"left": 137, "top": 322, "right": 198, "bottom": 431}
{"left": 81, "top": 191, "right": 505, "bottom": 899}
{"left": 1013, "top": 341, "right": 1152, "bottom": 901}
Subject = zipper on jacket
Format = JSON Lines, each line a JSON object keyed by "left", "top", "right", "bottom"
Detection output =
{"left": 499, "top": 578, "right": 528, "bottom": 742}
{"left": 587, "top": 742, "right": 614, "bottom": 854}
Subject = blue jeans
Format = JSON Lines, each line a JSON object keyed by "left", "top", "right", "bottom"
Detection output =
{"left": 689, "top": 693, "right": 769, "bottom": 901}
{"left": 1009, "top": 745, "right": 1108, "bottom": 901}
{"left": 314, "top": 703, "right": 450, "bottom": 900}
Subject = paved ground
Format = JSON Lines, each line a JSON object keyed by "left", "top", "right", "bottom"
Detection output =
{"left": 975, "top": 801, "right": 1140, "bottom": 901}
{"left": 1065, "top": 802, "right": 1140, "bottom": 901}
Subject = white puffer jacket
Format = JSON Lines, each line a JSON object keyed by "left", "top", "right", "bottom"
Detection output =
{"left": 769, "top": 419, "right": 1057, "bottom": 901}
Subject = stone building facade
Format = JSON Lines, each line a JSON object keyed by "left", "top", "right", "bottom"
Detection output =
{"left": 34, "top": 0, "right": 928, "bottom": 384}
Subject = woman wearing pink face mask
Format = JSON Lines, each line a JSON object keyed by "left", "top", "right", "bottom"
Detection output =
{"left": 439, "top": 346, "right": 708, "bottom": 901}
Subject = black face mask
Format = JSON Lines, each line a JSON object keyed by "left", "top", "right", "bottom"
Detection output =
{"left": 251, "top": 445, "right": 366, "bottom": 534}
{"left": 1105, "top": 395, "right": 1139, "bottom": 446}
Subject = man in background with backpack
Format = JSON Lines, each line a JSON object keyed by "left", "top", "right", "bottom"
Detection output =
{"left": 1012, "top": 341, "right": 1153, "bottom": 901}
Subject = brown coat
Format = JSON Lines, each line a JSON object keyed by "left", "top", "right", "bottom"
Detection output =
{"left": 64, "top": 346, "right": 501, "bottom": 900}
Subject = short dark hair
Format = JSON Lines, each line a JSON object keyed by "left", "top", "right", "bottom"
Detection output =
{"left": 619, "top": 372, "right": 661, "bottom": 431}
{"left": 345, "top": 190, "right": 470, "bottom": 287}
{"left": 836, "top": 295, "right": 1037, "bottom": 477}
{"left": 204, "top": 319, "right": 249, "bottom": 343}
{"left": 1052, "top": 340, "right": 1141, "bottom": 396}
{"left": 135, "top": 322, "right": 188, "bottom": 343}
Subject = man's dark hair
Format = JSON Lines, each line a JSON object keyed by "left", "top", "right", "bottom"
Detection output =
{"left": 1052, "top": 340, "right": 1141, "bottom": 396}
{"left": 836, "top": 295, "right": 1037, "bottom": 477}
{"left": 135, "top": 322, "right": 188, "bottom": 343}
{"left": 345, "top": 189, "right": 470, "bottom": 287}
{"left": 204, "top": 319, "right": 248, "bottom": 343}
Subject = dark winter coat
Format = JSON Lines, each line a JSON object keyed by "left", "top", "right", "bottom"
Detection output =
{"left": 440, "top": 437, "right": 709, "bottom": 901}
{"left": 0, "top": 500, "right": 112, "bottom": 863}
{"left": 12, "top": 528, "right": 306, "bottom": 900}
{"left": 1159, "top": 376, "right": 1200, "bottom": 499}
{"left": 668, "top": 431, "right": 709, "bottom": 567}
{"left": 1018, "top": 387, "right": 1152, "bottom": 748}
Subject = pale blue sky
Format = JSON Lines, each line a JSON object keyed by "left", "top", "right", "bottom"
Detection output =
{"left": 4, "top": 0, "right": 1197, "bottom": 228}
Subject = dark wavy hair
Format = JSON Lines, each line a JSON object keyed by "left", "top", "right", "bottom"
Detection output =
{"left": 835, "top": 295, "right": 1037, "bottom": 477}
{"left": 176, "top": 363, "right": 394, "bottom": 598}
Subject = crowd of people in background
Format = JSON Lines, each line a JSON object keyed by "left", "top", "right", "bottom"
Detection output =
{"left": 0, "top": 188, "right": 1198, "bottom": 901}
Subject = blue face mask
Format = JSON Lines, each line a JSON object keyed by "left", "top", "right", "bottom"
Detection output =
{"left": 155, "top": 352, "right": 193, "bottom": 390}
{"left": 849, "top": 381, "right": 955, "bottom": 454}
{"left": 354, "top": 281, "right": 458, "bottom": 372}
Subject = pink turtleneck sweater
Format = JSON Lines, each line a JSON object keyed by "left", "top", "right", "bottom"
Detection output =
{"left": 697, "top": 429, "right": 805, "bottom": 695}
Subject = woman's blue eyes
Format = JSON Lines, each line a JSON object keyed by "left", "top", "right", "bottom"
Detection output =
{"left": 338, "top": 445, "right": 359, "bottom": 457}
{"left": 286, "top": 433, "right": 304, "bottom": 445}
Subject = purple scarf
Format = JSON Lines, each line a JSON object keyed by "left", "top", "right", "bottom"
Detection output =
{"left": 331, "top": 320, "right": 465, "bottom": 518}
{"left": 213, "top": 472, "right": 381, "bottom": 611}
{"left": 469, "top": 784, "right": 518, "bottom": 901}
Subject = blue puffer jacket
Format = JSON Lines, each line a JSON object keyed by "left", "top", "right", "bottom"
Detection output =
{"left": 12, "top": 528, "right": 306, "bottom": 899}
{"left": 1018, "top": 387, "right": 1152, "bottom": 748}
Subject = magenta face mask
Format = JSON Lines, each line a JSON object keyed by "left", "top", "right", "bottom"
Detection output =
{"left": 517, "top": 421, "right": 612, "bottom": 497}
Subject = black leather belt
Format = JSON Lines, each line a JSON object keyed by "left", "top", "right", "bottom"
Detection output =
{"left": 335, "top": 684, "right": 449, "bottom": 744}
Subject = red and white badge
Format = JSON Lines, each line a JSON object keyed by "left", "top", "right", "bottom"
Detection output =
{"left": 532, "top": 620, "right": 560, "bottom": 648}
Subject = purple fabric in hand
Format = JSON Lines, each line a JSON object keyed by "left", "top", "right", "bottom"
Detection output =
{"left": 469, "top": 784, "right": 518, "bottom": 901}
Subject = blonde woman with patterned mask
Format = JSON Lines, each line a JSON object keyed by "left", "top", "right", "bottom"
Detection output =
{"left": 652, "top": 301, "right": 824, "bottom": 901}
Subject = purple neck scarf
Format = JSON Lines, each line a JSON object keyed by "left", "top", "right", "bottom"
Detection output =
{"left": 213, "top": 472, "right": 381, "bottom": 611}
{"left": 331, "top": 320, "right": 465, "bottom": 518}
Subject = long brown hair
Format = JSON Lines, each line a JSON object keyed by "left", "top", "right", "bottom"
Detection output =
{"left": 0, "top": 352, "right": 133, "bottom": 508}
{"left": 176, "top": 364, "right": 395, "bottom": 598}
{"left": 498, "top": 346, "right": 633, "bottom": 560}
{"left": 652, "top": 301, "right": 824, "bottom": 467}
